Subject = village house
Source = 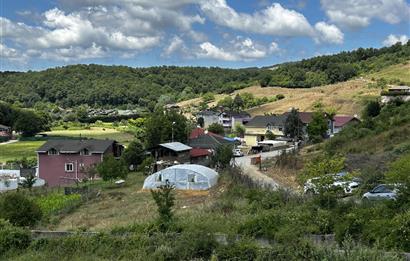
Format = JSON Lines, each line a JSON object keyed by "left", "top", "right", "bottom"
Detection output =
{"left": 0, "top": 124, "right": 12, "bottom": 141}
{"left": 196, "top": 110, "right": 220, "bottom": 128}
{"left": 37, "top": 139, "right": 123, "bottom": 187}
{"left": 282, "top": 111, "right": 335, "bottom": 138}
{"left": 381, "top": 85, "right": 410, "bottom": 104}
{"left": 188, "top": 128, "right": 233, "bottom": 165}
{"left": 196, "top": 109, "right": 251, "bottom": 131}
{"left": 244, "top": 115, "right": 287, "bottom": 146}
{"left": 219, "top": 110, "right": 251, "bottom": 130}
{"left": 332, "top": 115, "right": 361, "bottom": 134}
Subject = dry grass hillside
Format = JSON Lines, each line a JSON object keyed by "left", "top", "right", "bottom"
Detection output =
{"left": 178, "top": 61, "right": 410, "bottom": 117}
{"left": 179, "top": 79, "right": 378, "bottom": 116}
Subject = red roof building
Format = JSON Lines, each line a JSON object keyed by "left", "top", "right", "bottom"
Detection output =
{"left": 190, "top": 148, "right": 212, "bottom": 158}
{"left": 333, "top": 115, "right": 360, "bottom": 134}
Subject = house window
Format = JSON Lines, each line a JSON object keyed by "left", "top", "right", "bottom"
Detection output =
{"left": 79, "top": 163, "right": 85, "bottom": 169}
{"left": 65, "top": 163, "right": 74, "bottom": 172}
{"left": 80, "top": 149, "right": 90, "bottom": 156}
{"left": 48, "top": 148, "right": 58, "bottom": 155}
{"left": 188, "top": 174, "right": 196, "bottom": 183}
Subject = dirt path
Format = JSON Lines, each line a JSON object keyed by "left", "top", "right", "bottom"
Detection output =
{"left": 0, "top": 139, "right": 18, "bottom": 145}
{"left": 234, "top": 148, "right": 295, "bottom": 190}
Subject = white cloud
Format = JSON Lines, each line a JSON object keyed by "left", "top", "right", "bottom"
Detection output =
{"left": 383, "top": 34, "right": 409, "bottom": 46}
{"left": 36, "top": 43, "right": 106, "bottom": 61}
{"left": 314, "top": 22, "right": 344, "bottom": 44}
{"left": 162, "top": 36, "right": 187, "bottom": 57}
{"left": 200, "top": 0, "right": 315, "bottom": 37}
{"left": 197, "top": 37, "right": 280, "bottom": 61}
{"left": 198, "top": 42, "right": 238, "bottom": 61}
{"left": 321, "top": 0, "right": 410, "bottom": 29}
{"left": 269, "top": 42, "right": 280, "bottom": 53}
{"left": 0, "top": 0, "right": 204, "bottom": 62}
{"left": 0, "top": 43, "right": 19, "bottom": 58}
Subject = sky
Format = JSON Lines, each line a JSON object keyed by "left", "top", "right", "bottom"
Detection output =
{"left": 1, "top": 0, "right": 409, "bottom": 71}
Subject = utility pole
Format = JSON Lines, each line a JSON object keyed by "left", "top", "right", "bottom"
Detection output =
{"left": 171, "top": 121, "right": 176, "bottom": 142}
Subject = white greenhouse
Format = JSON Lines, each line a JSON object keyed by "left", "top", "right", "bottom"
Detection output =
{"left": 143, "top": 164, "right": 219, "bottom": 190}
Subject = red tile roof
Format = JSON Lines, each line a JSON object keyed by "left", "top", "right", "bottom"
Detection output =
{"left": 189, "top": 128, "right": 223, "bottom": 139}
{"left": 298, "top": 112, "right": 315, "bottom": 124}
{"left": 334, "top": 116, "right": 360, "bottom": 127}
{"left": 190, "top": 148, "right": 211, "bottom": 158}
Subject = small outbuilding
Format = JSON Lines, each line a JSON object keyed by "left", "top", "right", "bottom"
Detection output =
{"left": 150, "top": 142, "right": 192, "bottom": 165}
{"left": 143, "top": 164, "right": 219, "bottom": 190}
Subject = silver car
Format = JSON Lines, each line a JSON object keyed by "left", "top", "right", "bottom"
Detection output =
{"left": 362, "top": 184, "right": 398, "bottom": 201}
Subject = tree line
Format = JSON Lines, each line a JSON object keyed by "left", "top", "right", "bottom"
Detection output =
{"left": 0, "top": 65, "right": 259, "bottom": 109}
{"left": 0, "top": 102, "right": 50, "bottom": 137}
{"left": 261, "top": 41, "right": 410, "bottom": 88}
{"left": 0, "top": 42, "right": 409, "bottom": 109}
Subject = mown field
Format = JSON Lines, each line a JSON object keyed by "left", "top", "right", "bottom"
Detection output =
{"left": 0, "top": 141, "right": 45, "bottom": 163}
{"left": 43, "top": 127, "right": 134, "bottom": 144}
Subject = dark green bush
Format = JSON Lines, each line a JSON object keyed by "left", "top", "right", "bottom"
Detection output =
{"left": 387, "top": 211, "right": 410, "bottom": 251}
{"left": 216, "top": 239, "right": 258, "bottom": 261}
{"left": 0, "top": 219, "right": 31, "bottom": 255}
{"left": 0, "top": 193, "right": 42, "bottom": 227}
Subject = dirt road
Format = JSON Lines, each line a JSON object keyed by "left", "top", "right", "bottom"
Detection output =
{"left": 233, "top": 148, "right": 295, "bottom": 190}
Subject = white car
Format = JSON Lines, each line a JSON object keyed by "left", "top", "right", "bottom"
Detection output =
{"left": 233, "top": 148, "right": 244, "bottom": 157}
{"left": 362, "top": 184, "right": 398, "bottom": 201}
{"left": 304, "top": 172, "right": 361, "bottom": 195}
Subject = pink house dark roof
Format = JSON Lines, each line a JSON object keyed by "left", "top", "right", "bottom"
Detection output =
{"left": 334, "top": 116, "right": 360, "bottom": 127}
{"left": 37, "top": 139, "right": 115, "bottom": 154}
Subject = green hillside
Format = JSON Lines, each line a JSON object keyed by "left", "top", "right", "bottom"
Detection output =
{"left": 0, "top": 42, "right": 409, "bottom": 109}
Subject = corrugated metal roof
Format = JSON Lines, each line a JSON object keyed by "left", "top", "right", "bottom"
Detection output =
{"left": 159, "top": 142, "right": 192, "bottom": 152}
{"left": 190, "top": 148, "right": 211, "bottom": 158}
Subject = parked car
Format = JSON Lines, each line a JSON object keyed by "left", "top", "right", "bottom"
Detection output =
{"left": 362, "top": 184, "right": 398, "bottom": 201}
{"left": 304, "top": 172, "right": 361, "bottom": 195}
{"left": 233, "top": 148, "right": 244, "bottom": 157}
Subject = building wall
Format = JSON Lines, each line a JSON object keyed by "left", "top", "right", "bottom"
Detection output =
{"left": 244, "top": 126, "right": 284, "bottom": 146}
{"left": 244, "top": 134, "right": 259, "bottom": 146}
{"left": 38, "top": 153, "right": 105, "bottom": 187}
{"left": 190, "top": 155, "right": 210, "bottom": 166}
{"left": 200, "top": 115, "right": 219, "bottom": 129}
{"left": 381, "top": 95, "right": 410, "bottom": 104}
{"left": 156, "top": 149, "right": 191, "bottom": 164}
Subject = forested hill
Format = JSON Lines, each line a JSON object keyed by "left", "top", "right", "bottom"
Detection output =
{"left": 0, "top": 66, "right": 260, "bottom": 108}
{"left": 0, "top": 41, "right": 409, "bottom": 108}
{"left": 261, "top": 41, "right": 410, "bottom": 88}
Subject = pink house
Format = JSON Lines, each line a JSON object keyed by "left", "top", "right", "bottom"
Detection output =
{"left": 37, "top": 139, "right": 123, "bottom": 187}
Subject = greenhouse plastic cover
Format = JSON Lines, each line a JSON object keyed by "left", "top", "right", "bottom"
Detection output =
{"left": 143, "top": 164, "right": 219, "bottom": 190}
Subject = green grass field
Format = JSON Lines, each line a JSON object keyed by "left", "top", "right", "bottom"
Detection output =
{"left": 366, "top": 61, "right": 410, "bottom": 84}
{"left": 0, "top": 127, "right": 134, "bottom": 163}
{"left": 43, "top": 127, "right": 134, "bottom": 144}
{"left": 0, "top": 140, "right": 45, "bottom": 163}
